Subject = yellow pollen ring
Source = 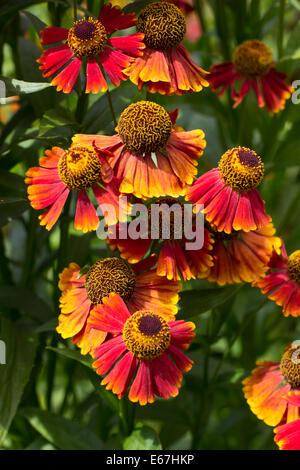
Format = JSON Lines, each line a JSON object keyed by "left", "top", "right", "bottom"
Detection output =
{"left": 137, "top": 1, "right": 186, "bottom": 51}
{"left": 85, "top": 258, "right": 136, "bottom": 305}
{"left": 218, "top": 147, "right": 264, "bottom": 192}
{"left": 280, "top": 345, "right": 300, "bottom": 389}
{"left": 117, "top": 101, "right": 172, "bottom": 153}
{"left": 287, "top": 250, "right": 300, "bottom": 285}
{"left": 233, "top": 40, "right": 273, "bottom": 78}
{"left": 58, "top": 144, "right": 102, "bottom": 190}
{"left": 67, "top": 17, "right": 108, "bottom": 58}
{"left": 123, "top": 311, "right": 171, "bottom": 359}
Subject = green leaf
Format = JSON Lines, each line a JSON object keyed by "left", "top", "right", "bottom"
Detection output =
{"left": 46, "top": 346, "right": 93, "bottom": 368}
{"left": 21, "top": 407, "right": 103, "bottom": 450}
{"left": 0, "top": 318, "right": 38, "bottom": 445}
{"left": 0, "top": 77, "right": 51, "bottom": 101}
{"left": 0, "top": 0, "right": 67, "bottom": 16}
{"left": 123, "top": 424, "right": 162, "bottom": 450}
{"left": 39, "top": 107, "right": 77, "bottom": 137}
{"left": 0, "top": 197, "right": 29, "bottom": 226}
{"left": 178, "top": 285, "right": 241, "bottom": 320}
{"left": 0, "top": 285, "right": 53, "bottom": 321}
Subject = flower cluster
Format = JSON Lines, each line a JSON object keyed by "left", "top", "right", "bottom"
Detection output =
{"left": 23, "top": 1, "right": 299, "bottom": 438}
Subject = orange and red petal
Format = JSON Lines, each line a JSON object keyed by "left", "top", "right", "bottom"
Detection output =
{"left": 169, "top": 44, "right": 210, "bottom": 94}
{"left": 40, "top": 26, "right": 69, "bottom": 45}
{"left": 157, "top": 241, "right": 194, "bottom": 281}
{"left": 101, "top": 351, "right": 139, "bottom": 399}
{"left": 129, "top": 270, "right": 181, "bottom": 320}
{"left": 242, "top": 361, "right": 297, "bottom": 426}
{"left": 169, "top": 320, "right": 196, "bottom": 351}
{"left": 93, "top": 336, "right": 127, "bottom": 374}
{"left": 167, "top": 343, "right": 194, "bottom": 373}
{"left": 72, "top": 322, "right": 107, "bottom": 356}
{"left": 93, "top": 178, "right": 130, "bottom": 226}
{"left": 38, "top": 45, "right": 74, "bottom": 79}
{"left": 186, "top": 169, "right": 270, "bottom": 233}
{"left": 107, "top": 223, "right": 151, "bottom": 263}
{"left": 152, "top": 352, "right": 182, "bottom": 399}
{"left": 38, "top": 187, "right": 70, "bottom": 231}
{"left": 98, "top": 49, "right": 130, "bottom": 87}
{"left": 209, "top": 62, "right": 241, "bottom": 94}
{"left": 88, "top": 293, "right": 130, "bottom": 334}
{"left": 274, "top": 419, "right": 300, "bottom": 450}
{"left": 108, "top": 33, "right": 145, "bottom": 57}
{"left": 261, "top": 68, "right": 293, "bottom": 113}
{"left": 51, "top": 57, "right": 82, "bottom": 94}
{"left": 86, "top": 58, "right": 108, "bottom": 94}
{"left": 74, "top": 190, "right": 99, "bottom": 233}
{"left": 57, "top": 290, "right": 92, "bottom": 339}
{"left": 128, "top": 360, "right": 155, "bottom": 405}
{"left": 254, "top": 270, "right": 300, "bottom": 317}
{"left": 98, "top": 3, "right": 136, "bottom": 34}
{"left": 58, "top": 262, "right": 84, "bottom": 291}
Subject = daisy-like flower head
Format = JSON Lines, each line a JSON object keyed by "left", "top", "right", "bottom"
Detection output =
{"left": 123, "top": 1, "right": 209, "bottom": 95}
{"left": 37, "top": 4, "right": 145, "bottom": 94}
{"left": 57, "top": 255, "right": 181, "bottom": 355}
{"left": 204, "top": 221, "right": 281, "bottom": 285}
{"left": 274, "top": 391, "right": 300, "bottom": 450}
{"left": 209, "top": 39, "right": 293, "bottom": 113}
{"left": 242, "top": 343, "right": 300, "bottom": 427}
{"left": 107, "top": 197, "right": 214, "bottom": 281}
{"left": 186, "top": 147, "right": 271, "bottom": 234}
{"left": 254, "top": 242, "right": 300, "bottom": 317}
{"left": 25, "top": 143, "right": 129, "bottom": 232}
{"left": 88, "top": 293, "right": 195, "bottom": 405}
{"left": 73, "top": 102, "right": 206, "bottom": 199}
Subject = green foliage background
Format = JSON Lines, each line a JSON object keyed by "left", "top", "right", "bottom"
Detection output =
{"left": 0, "top": 0, "right": 300, "bottom": 450}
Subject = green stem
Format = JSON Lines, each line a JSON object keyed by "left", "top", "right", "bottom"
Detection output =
{"left": 21, "top": 211, "right": 38, "bottom": 287}
{"left": 106, "top": 87, "right": 117, "bottom": 127}
{"left": 73, "top": 0, "right": 77, "bottom": 21}
{"left": 277, "top": 0, "right": 286, "bottom": 60}
{"left": 119, "top": 399, "right": 135, "bottom": 436}
{"left": 75, "top": 89, "right": 89, "bottom": 124}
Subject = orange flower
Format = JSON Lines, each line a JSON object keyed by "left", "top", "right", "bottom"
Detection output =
{"left": 73, "top": 102, "right": 206, "bottom": 199}
{"left": 209, "top": 40, "right": 293, "bottom": 113}
{"left": 89, "top": 293, "right": 195, "bottom": 404}
{"left": 204, "top": 221, "right": 281, "bottom": 285}
{"left": 107, "top": 198, "right": 214, "bottom": 281}
{"left": 243, "top": 343, "right": 300, "bottom": 427}
{"left": 25, "top": 143, "right": 129, "bottom": 232}
{"left": 57, "top": 256, "right": 181, "bottom": 355}
{"left": 123, "top": 2, "right": 209, "bottom": 95}
{"left": 186, "top": 147, "right": 271, "bottom": 233}
{"left": 37, "top": 4, "right": 144, "bottom": 94}
{"left": 254, "top": 242, "right": 300, "bottom": 317}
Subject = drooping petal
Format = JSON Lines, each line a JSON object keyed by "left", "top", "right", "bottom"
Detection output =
{"left": 98, "top": 3, "right": 136, "bottom": 34}
{"left": 74, "top": 190, "right": 99, "bottom": 233}
{"left": 40, "top": 26, "right": 69, "bottom": 45}
{"left": 86, "top": 57, "right": 108, "bottom": 94}
{"left": 51, "top": 57, "right": 82, "bottom": 94}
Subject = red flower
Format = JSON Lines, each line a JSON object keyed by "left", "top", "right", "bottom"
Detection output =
{"left": 88, "top": 292, "right": 195, "bottom": 404}
{"left": 275, "top": 391, "right": 300, "bottom": 450}
{"left": 243, "top": 343, "right": 300, "bottom": 427}
{"left": 123, "top": 2, "right": 209, "bottom": 95}
{"left": 107, "top": 198, "right": 214, "bottom": 281}
{"left": 57, "top": 256, "right": 181, "bottom": 355}
{"left": 37, "top": 4, "right": 145, "bottom": 94}
{"left": 254, "top": 242, "right": 300, "bottom": 317}
{"left": 205, "top": 221, "right": 281, "bottom": 285}
{"left": 25, "top": 143, "right": 129, "bottom": 232}
{"left": 210, "top": 39, "right": 293, "bottom": 113}
{"left": 73, "top": 102, "right": 206, "bottom": 200}
{"left": 186, "top": 147, "right": 271, "bottom": 234}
